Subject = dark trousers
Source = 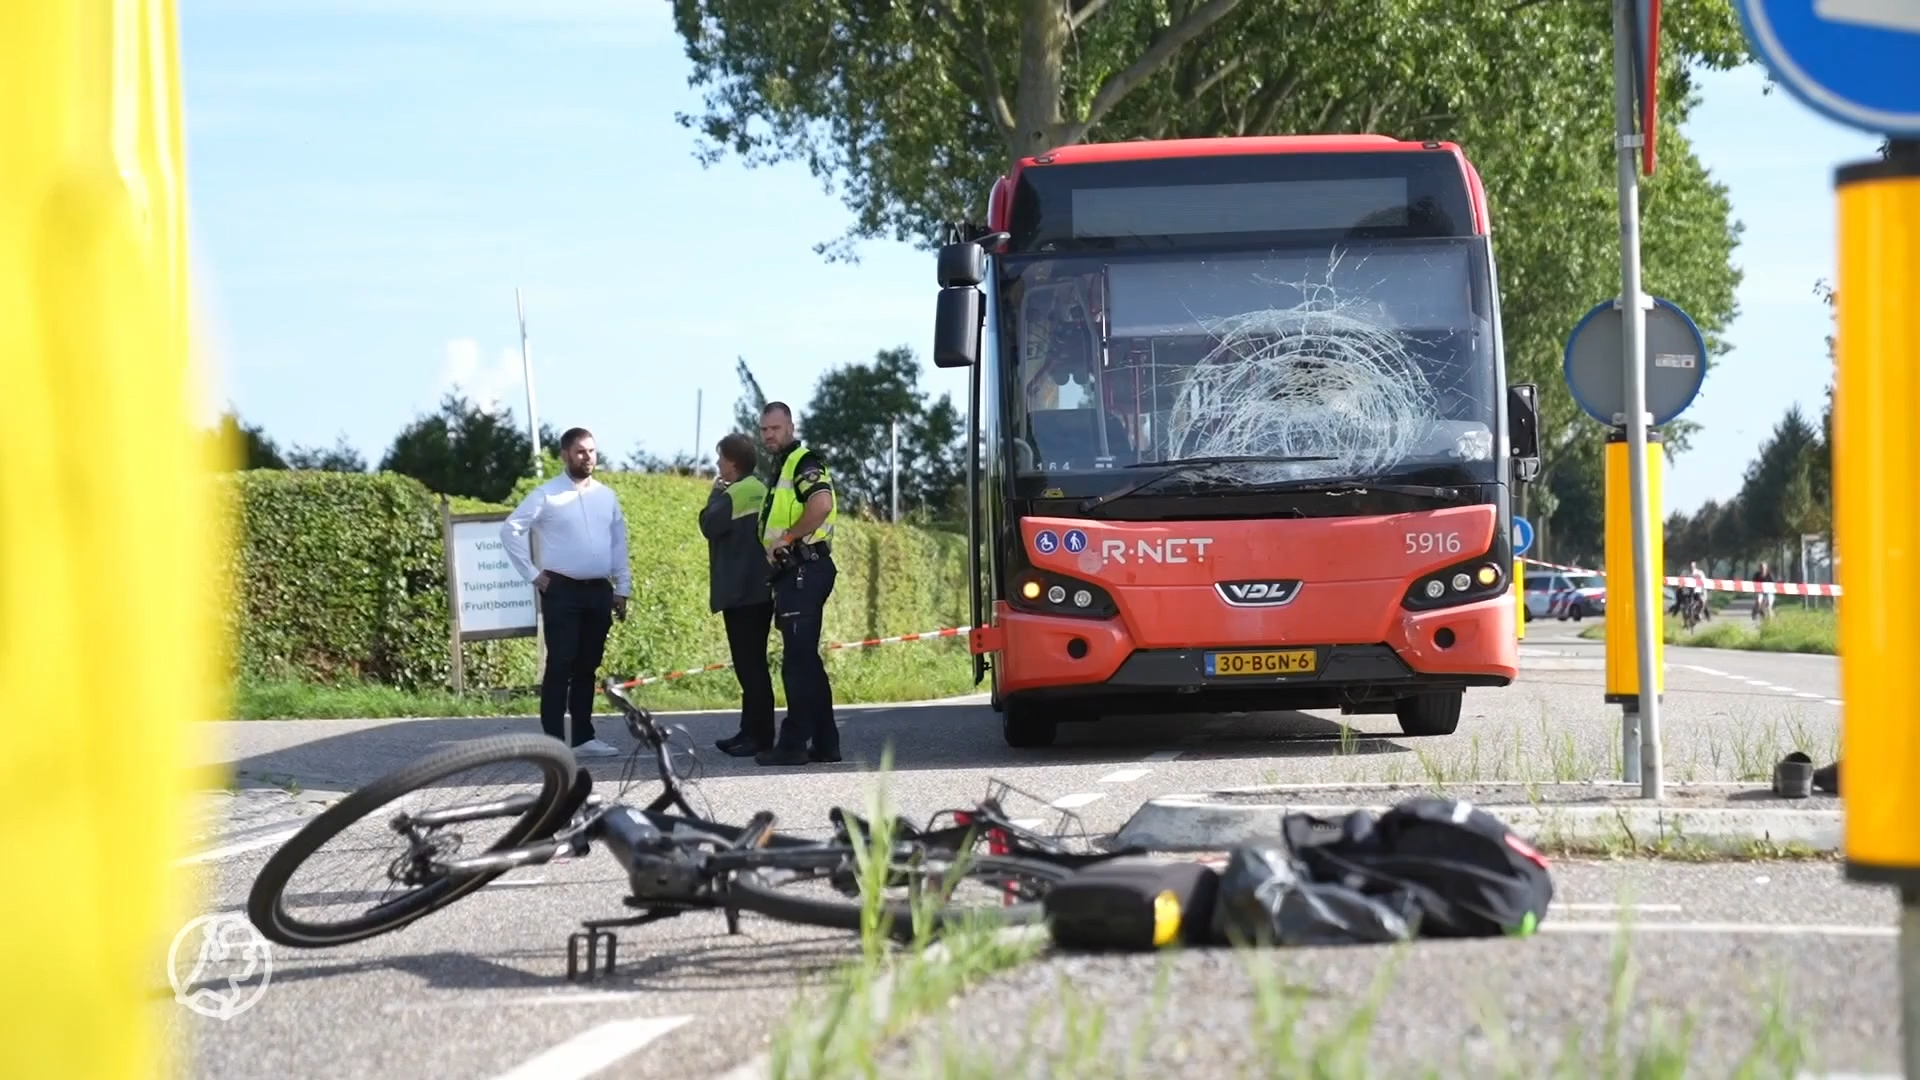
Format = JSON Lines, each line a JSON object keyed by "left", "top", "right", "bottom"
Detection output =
{"left": 772, "top": 556, "right": 838, "bottom": 756}
{"left": 722, "top": 600, "right": 776, "bottom": 746}
{"left": 539, "top": 575, "right": 613, "bottom": 747}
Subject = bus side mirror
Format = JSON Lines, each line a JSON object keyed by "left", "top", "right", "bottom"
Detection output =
{"left": 933, "top": 286, "right": 982, "bottom": 369}
{"left": 1508, "top": 383, "right": 1541, "bottom": 482}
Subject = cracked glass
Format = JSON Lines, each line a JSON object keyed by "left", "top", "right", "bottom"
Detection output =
{"left": 995, "top": 237, "right": 1498, "bottom": 489}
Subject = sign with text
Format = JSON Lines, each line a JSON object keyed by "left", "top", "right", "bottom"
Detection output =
{"left": 449, "top": 515, "right": 537, "bottom": 639}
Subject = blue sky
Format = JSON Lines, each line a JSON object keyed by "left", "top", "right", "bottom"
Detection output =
{"left": 179, "top": 1, "right": 1883, "bottom": 514}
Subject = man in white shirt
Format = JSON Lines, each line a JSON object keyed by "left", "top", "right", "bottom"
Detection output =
{"left": 501, "top": 427, "right": 630, "bottom": 758}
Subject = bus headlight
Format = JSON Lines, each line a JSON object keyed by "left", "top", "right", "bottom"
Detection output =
{"left": 1010, "top": 571, "right": 1117, "bottom": 618}
{"left": 1405, "top": 558, "right": 1507, "bottom": 611}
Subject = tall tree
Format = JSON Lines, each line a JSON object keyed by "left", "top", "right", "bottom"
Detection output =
{"left": 380, "top": 394, "right": 558, "bottom": 504}
{"left": 1737, "top": 405, "right": 1822, "bottom": 551}
{"left": 732, "top": 357, "right": 769, "bottom": 438}
{"left": 286, "top": 434, "right": 368, "bottom": 473}
{"left": 800, "top": 345, "right": 967, "bottom": 519}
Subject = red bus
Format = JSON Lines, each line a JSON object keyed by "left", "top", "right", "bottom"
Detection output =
{"left": 930, "top": 134, "right": 1542, "bottom": 748}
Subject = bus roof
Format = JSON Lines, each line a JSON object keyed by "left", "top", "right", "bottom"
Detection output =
{"left": 1016, "top": 133, "right": 1460, "bottom": 167}
{"left": 990, "top": 133, "right": 1489, "bottom": 236}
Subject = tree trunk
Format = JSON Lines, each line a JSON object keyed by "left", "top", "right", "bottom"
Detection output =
{"left": 1011, "top": 0, "right": 1070, "bottom": 162}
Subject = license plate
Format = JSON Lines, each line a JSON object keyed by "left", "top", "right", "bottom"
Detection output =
{"left": 1204, "top": 649, "right": 1318, "bottom": 677}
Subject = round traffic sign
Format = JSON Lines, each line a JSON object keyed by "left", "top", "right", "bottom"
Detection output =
{"left": 1513, "top": 516, "right": 1534, "bottom": 557}
{"left": 1563, "top": 296, "right": 1709, "bottom": 428}
{"left": 1735, "top": 0, "right": 1920, "bottom": 137}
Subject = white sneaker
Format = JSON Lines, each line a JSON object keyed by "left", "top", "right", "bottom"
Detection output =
{"left": 573, "top": 738, "right": 621, "bottom": 759}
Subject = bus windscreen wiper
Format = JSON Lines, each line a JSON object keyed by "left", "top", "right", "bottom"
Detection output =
{"left": 1075, "top": 455, "right": 1339, "bottom": 513}
{"left": 1238, "top": 475, "right": 1467, "bottom": 500}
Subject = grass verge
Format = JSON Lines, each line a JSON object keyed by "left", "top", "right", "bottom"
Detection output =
{"left": 892, "top": 896, "right": 1824, "bottom": 1078}
{"left": 763, "top": 746, "right": 1049, "bottom": 1080}
{"left": 1574, "top": 606, "right": 1835, "bottom": 655}
{"left": 226, "top": 640, "right": 977, "bottom": 719}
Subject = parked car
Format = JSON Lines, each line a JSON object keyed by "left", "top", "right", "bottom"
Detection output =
{"left": 1521, "top": 571, "right": 1608, "bottom": 621}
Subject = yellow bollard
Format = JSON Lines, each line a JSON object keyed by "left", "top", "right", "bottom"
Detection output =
{"left": 1604, "top": 430, "right": 1664, "bottom": 781}
{"left": 1514, "top": 557, "right": 1526, "bottom": 640}
{"left": 1, "top": 2, "right": 224, "bottom": 1077}
{"left": 1835, "top": 145, "right": 1920, "bottom": 888}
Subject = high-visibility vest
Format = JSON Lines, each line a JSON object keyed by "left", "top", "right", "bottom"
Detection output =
{"left": 761, "top": 442, "right": 836, "bottom": 549}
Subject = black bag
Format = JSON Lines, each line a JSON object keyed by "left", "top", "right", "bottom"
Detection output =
{"left": 1044, "top": 857, "right": 1220, "bottom": 952}
{"left": 1281, "top": 796, "right": 1554, "bottom": 939}
{"left": 1207, "top": 842, "right": 1420, "bottom": 948}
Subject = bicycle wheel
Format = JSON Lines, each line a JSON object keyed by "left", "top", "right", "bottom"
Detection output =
{"left": 246, "top": 733, "right": 578, "bottom": 949}
{"left": 728, "top": 852, "right": 1072, "bottom": 940}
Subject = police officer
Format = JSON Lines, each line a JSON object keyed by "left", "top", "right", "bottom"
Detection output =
{"left": 753, "top": 401, "right": 842, "bottom": 766}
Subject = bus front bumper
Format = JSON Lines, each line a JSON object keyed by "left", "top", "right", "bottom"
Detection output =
{"left": 976, "top": 595, "right": 1518, "bottom": 703}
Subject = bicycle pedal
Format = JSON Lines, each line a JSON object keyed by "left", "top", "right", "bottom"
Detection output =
{"left": 565, "top": 929, "right": 618, "bottom": 982}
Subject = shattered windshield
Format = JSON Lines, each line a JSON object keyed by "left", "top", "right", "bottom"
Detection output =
{"left": 997, "top": 239, "right": 1498, "bottom": 491}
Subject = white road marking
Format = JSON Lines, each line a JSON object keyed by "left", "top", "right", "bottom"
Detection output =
{"left": 1009, "top": 818, "right": 1044, "bottom": 830}
{"left": 175, "top": 827, "right": 302, "bottom": 866}
{"left": 1142, "top": 750, "right": 1185, "bottom": 763}
{"left": 1050, "top": 792, "right": 1105, "bottom": 810}
{"left": 490, "top": 1014, "right": 693, "bottom": 1080}
{"left": 1543, "top": 920, "right": 1894, "bottom": 939}
{"left": 1099, "top": 768, "right": 1152, "bottom": 784}
{"left": 1678, "top": 661, "right": 1843, "bottom": 706}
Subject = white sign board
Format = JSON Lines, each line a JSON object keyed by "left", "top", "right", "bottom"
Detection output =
{"left": 450, "top": 519, "right": 537, "bottom": 636}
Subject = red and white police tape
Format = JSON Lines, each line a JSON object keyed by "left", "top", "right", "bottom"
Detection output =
{"left": 616, "top": 625, "right": 973, "bottom": 689}
{"left": 611, "top": 556, "right": 1838, "bottom": 689}
{"left": 1519, "top": 556, "right": 1843, "bottom": 598}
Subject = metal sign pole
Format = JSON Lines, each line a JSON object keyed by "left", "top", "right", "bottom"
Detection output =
{"left": 1612, "top": 0, "right": 1663, "bottom": 798}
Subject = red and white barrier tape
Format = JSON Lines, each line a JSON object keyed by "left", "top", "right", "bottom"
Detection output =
{"left": 1518, "top": 557, "right": 1842, "bottom": 598}
{"left": 617, "top": 624, "right": 973, "bottom": 689}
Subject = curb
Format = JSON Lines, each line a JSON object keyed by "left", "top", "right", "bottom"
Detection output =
{"left": 1113, "top": 791, "right": 1843, "bottom": 855}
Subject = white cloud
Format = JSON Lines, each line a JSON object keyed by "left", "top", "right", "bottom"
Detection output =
{"left": 438, "top": 337, "right": 528, "bottom": 416}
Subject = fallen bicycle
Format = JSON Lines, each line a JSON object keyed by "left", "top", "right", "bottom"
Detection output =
{"left": 244, "top": 678, "right": 1112, "bottom": 980}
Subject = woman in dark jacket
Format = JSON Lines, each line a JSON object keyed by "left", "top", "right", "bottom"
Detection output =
{"left": 701, "top": 433, "right": 777, "bottom": 755}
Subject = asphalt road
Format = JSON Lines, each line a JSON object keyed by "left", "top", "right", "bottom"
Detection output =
{"left": 164, "top": 630, "right": 1897, "bottom": 1078}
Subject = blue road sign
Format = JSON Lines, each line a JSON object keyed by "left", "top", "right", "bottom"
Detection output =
{"left": 1035, "top": 530, "right": 1059, "bottom": 555}
{"left": 1513, "top": 516, "right": 1535, "bottom": 557}
{"left": 1064, "top": 529, "right": 1088, "bottom": 553}
{"left": 1734, "top": 0, "right": 1920, "bottom": 136}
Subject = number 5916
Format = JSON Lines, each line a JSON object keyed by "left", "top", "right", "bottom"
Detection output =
{"left": 1406, "top": 532, "right": 1462, "bottom": 555}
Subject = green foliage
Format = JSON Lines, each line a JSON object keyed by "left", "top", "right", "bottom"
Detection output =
{"left": 378, "top": 393, "right": 560, "bottom": 504}
{"left": 220, "top": 468, "right": 974, "bottom": 697}
{"left": 221, "top": 470, "right": 468, "bottom": 691}
{"left": 800, "top": 345, "right": 968, "bottom": 522}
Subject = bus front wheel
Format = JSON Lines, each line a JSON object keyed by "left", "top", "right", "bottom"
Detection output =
{"left": 1002, "top": 698, "right": 1058, "bottom": 749}
{"left": 1394, "top": 691, "right": 1462, "bottom": 737}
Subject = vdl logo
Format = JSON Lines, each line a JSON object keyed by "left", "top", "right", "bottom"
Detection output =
{"left": 1215, "top": 580, "right": 1304, "bottom": 607}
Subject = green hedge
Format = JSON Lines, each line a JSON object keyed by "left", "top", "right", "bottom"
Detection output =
{"left": 219, "top": 469, "right": 972, "bottom": 692}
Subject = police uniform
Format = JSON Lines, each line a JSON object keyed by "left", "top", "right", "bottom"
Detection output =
{"left": 756, "top": 439, "right": 841, "bottom": 766}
